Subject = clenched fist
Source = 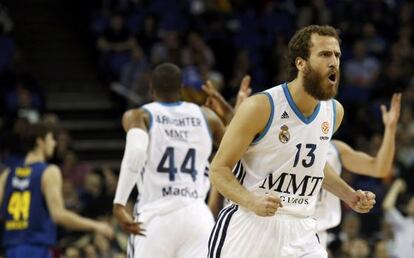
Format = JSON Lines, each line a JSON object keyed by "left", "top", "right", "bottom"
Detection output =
{"left": 247, "top": 193, "right": 283, "bottom": 217}
{"left": 348, "top": 190, "right": 376, "bottom": 214}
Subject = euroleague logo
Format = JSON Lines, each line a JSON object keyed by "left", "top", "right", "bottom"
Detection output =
{"left": 321, "top": 121, "right": 329, "bottom": 134}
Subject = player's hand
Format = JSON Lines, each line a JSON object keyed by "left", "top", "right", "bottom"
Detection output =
{"left": 393, "top": 178, "right": 407, "bottom": 193}
{"left": 381, "top": 93, "right": 401, "bottom": 130}
{"left": 113, "top": 204, "right": 146, "bottom": 236}
{"left": 202, "top": 80, "right": 234, "bottom": 124}
{"left": 94, "top": 221, "right": 115, "bottom": 239}
{"left": 348, "top": 190, "right": 376, "bottom": 214}
{"left": 247, "top": 193, "right": 283, "bottom": 217}
{"left": 235, "top": 75, "right": 252, "bottom": 111}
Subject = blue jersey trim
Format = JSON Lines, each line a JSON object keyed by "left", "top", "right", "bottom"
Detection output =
{"left": 330, "top": 141, "right": 343, "bottom": 173}
{"left": 252, "top": 92, "right": 274, "bottom": 144}
{"left": 156, "top": 101, "right": 183, "bottom": 106}
{"left": 200, "top": 107, "right": 213, "bottom": 140}
{"left": 332, "top": 99, "right": 337, "bottom": 136}
{"left": 141, "top": 107, "right": 152, "bottom": 130}
{"left": 282, "top": 83, "right": 320, "bottom": 124}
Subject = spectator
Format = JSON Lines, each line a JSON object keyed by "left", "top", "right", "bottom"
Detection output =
{"left": 382, "top": 179, "right": 414, "bottom": 258}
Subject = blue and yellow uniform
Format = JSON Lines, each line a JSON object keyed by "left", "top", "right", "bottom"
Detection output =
{"left": 1, "top": 162, "right": 56, "bottom": 258}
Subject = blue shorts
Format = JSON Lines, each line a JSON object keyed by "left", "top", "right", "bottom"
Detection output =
{"left": 6, "top": 244, "right": 51, "bottom": 258}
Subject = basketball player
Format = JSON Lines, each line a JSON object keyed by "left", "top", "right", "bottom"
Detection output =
{"left": 112, "top": 63, "right": 226, "bottom": 258}
{"left": 0, "top": 123, "right": 113, "bottom": 258}
{"left": 315, "top": 93, "right": 401, "bottom": 247}
{"left": 208, "top": 25, "right": 375, "bottom": 258}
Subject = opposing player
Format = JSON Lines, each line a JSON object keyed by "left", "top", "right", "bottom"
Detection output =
{"left": 112, "top": 63, "right": 225, "bottom": 258}
{"left": 208, "top": 25, "right": 375, "bottom": 258}
{"left": 315, "top": 93, "right": 401, "bottom": 247}
{"left": 0, "top": 123, "right": 113, "bottom": 258}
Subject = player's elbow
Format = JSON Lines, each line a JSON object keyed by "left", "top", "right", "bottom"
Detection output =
{"left": 209, "top": 161, "right": 231, "bottom": 188}
{"left": 209, "top": 164, "right": 221, "bottom": 187}
{"left": 112, "top": 203, "right": 124, "bottom": 217}
{"left": 49, "top": 207, "right": 66, "bottom": 225}
{"left": 373, "top": 162, "right": 392, "bottom": 178}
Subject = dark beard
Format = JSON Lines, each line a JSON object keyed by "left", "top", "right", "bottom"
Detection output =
{"left": 303, "top": 64, "right": 338, "bottom": 100}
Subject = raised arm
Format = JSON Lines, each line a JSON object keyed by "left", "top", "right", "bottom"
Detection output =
{"left": 202, "top": 75, "right": 252, "bottom": 125}
{"left": 210, "top": 94, "right": 282, "bottom": 217}
{"left": 42, "top": 165, "right": 113, "bottom": 238}
{"left": 334, "top": 93, "right": 401, "bottom": 178}
{"left": 382, "top": 179, "right": 406, "bottom": 211}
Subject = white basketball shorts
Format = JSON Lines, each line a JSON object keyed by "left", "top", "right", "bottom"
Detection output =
{"left": 208, "top": 205, "right": 327, "bottom": 258}
{"left": 128, "top": 200, "right": 214, "bottom": 258}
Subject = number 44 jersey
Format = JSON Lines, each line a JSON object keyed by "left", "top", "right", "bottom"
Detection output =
{"left": 240, "top": 83, "right": 336, "bottom": 217}
{"left": 137, "top": 101, "right": 213, "bottom": 215}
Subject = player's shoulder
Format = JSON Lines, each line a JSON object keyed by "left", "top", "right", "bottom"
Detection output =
{"left": 43, "top": 164, "right": 62, "bottom": 178}
{"left": 0, "top": 167, "right": 10, "bottom": 182}
{"left": 331, "top": 99, "right": 344, "bottom": 132}
{"left": 123, "top": 107, "right": 150, "bottom": 120}
{"left": 240, "top": 93, "right": 272, "bottom": 113}
{"left": 122, "top": 107, "right": 151, "bottom": 131}
{"left": 332, "top": 99, "right": 343, "bottom": 114}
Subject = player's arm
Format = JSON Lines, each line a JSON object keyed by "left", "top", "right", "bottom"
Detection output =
{"left": 201, "top": 106, "right": 226, "bottom": 215}
{"left": 42, "top": 165, "right": 113, "bottom": 238}
{"left": 382, "top": 178, "right": 406, "bottom": 211}
{"left": 0, "top": 169, "right": 9, "bottom": 208}
{"left": 208, "top": 185, "right": 224, "bottom": 219}
{"left": 335, "top": 93, "right": 401, "bottom": 178}
{"left": 201, "top": 106, "right": 225, "bottom": 149}
{"left": 203, "top": 75, "right": 251, "bottom": 125}
{"left": 113, "top": 108, "right": 149, "bottom": 236}
{"left": 210, "top": 94, "right": 282, "bottom": 217}
{"left": 322, "top": 163, "right": 375, "bottom": 214}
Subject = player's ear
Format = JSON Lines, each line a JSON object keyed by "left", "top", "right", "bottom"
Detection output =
{"left": 295, "top": 57, "right": 306, "bottom": 73}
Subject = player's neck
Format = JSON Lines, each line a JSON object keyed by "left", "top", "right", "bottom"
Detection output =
{"left": 25, "top": 149, "right": 46, "bottom": 165}
{"left": 154, "top": 92, "right": 181, "bottom": 103}
{"left": 156, "top": 97, "right": 181, "bottom": 103}
{"left": 287, "top": 79, "right": 319, "bottom": 118}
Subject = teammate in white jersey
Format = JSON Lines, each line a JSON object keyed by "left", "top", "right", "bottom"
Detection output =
{"left": 112, "top": 63, "right": 226, "bottom": 258}
{"left": 208, "top": 25, "right": 376, "bottom": 258}
{"left": 314, "top": 93, "right": 401, "bottom": 247}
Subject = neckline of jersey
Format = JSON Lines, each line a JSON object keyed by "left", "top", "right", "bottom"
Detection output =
{"left": 282, "top": 82, "right": 321, "bottom": 124}
{"left": 156, "top": 101, "right": 183, "bottom": 106}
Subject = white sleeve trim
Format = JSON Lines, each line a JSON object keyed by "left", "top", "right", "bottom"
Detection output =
{"left": 113, "top": 128, "right": 149, "bottom": 205}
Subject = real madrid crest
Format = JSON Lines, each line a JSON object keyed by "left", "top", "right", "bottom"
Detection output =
{"left": 279, "top": 125, "right": 290, "bottom": 143}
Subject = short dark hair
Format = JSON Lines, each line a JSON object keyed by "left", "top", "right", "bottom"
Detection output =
{"left": 287, "top": 25, "right": 340, "bottom": 80}
{"left": 21, "top": 122, "right": 52, "bottom": 153}
{"left": 151, "top": 63, "right": 182, "bottom": 97}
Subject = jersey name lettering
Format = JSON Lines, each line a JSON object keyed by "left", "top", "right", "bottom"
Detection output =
{"left": 156, "top": 115, "right": 201, "bottom": 127}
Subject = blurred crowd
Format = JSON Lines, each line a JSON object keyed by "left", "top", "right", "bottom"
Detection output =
{"left": 1, "top": 0, "right": 414, "bottom": 257}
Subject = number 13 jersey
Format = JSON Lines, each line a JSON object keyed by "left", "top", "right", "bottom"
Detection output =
{"left": 239, "top": 83, "right": 336, "bottom": 217}
{"left": 137, "top": 101, "right": 213, "bottom": 214}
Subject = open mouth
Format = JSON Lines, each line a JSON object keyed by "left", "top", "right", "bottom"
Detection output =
{"left": 328, "top": 73, "right": 337, "bottom": 84}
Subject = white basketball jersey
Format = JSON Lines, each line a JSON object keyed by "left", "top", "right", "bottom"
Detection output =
{"left": 137, "top": 101, "right": 212, "bottom": 214}
{"left": 314, "top": 142, "right": 342, "bottom": 231}
{"left": 238, "top": 83, "right": 336, "bottom": 217}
